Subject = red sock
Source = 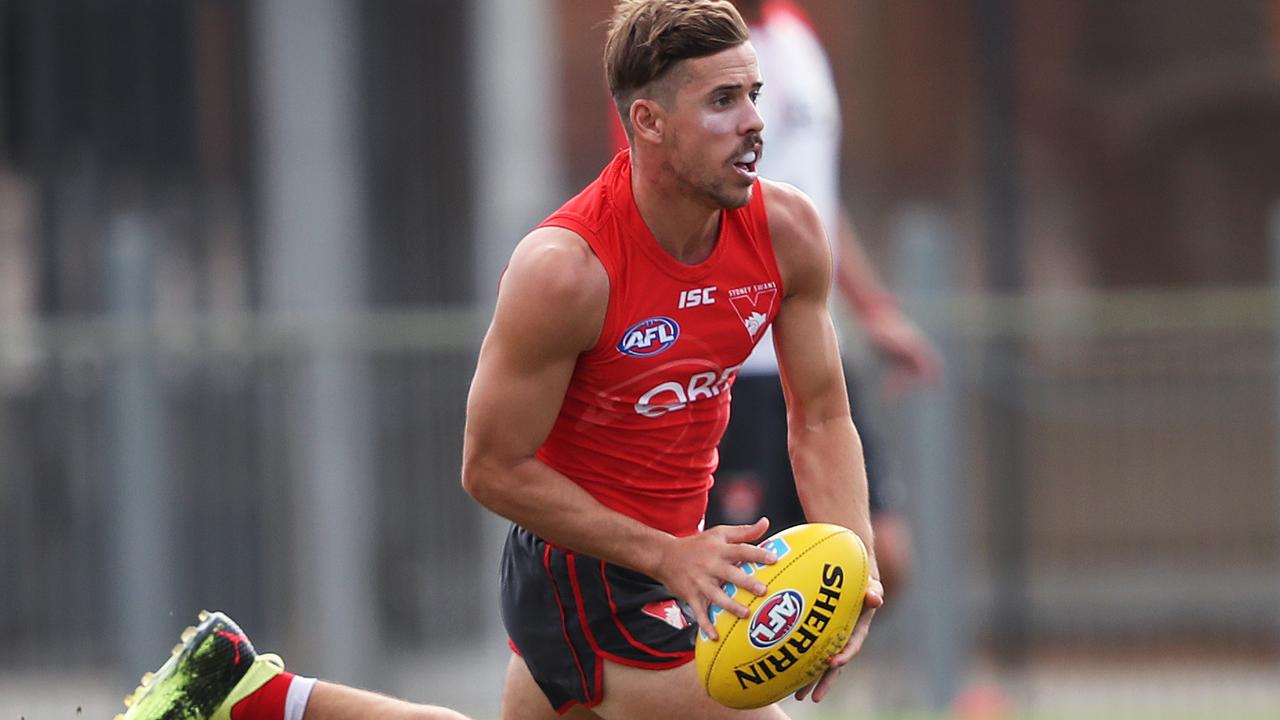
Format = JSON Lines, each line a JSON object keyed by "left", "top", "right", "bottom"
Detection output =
{"left": 229, "top": 672, "right": 295, "bottom": 720}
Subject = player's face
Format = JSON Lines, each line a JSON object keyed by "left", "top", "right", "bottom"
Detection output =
{"left": 663, "top": 42, "right": 764, "bottom": 209}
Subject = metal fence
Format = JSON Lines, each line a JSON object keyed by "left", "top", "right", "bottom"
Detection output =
{"left": 0, "top": 308, "right": 487, "bottom": 664}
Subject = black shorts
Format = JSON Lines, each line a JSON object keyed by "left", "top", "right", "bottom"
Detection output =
{"left": 707, "top": 372, "right": 889, "bottom": 530}
{"left": 500, "top": 524, "right": 696, "bottom": 714}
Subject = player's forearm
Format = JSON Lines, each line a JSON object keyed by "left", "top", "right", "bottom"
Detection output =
{"left": 787, "top": 417, "right": 876, "bottom": 564}
{"left": 462, "top": 453, "right": 675, "bottom": 577}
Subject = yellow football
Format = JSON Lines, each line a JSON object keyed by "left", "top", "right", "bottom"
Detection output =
{"left": 695, "top": 522, "right": 870, "bottom": 709}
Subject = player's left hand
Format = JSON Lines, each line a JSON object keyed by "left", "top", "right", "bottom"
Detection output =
{"left": 792, "top": 575, "right": 885, "bottom": 703}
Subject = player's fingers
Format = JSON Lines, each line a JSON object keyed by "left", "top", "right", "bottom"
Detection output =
{"left": 809, "top": 665, "right": 842, "bottom": 702}
{"left": 829, "top": 632, "right": 862, "bottom": 666}
{"left": 708, "top": 583, "right": 752, "bottom": 619}
{"left": 726, "top": 566, "right": 767, "bottom": 597}
{"left": 827, "top": 587, "right": 882, "bottom": 666}
{"left": 724, "top": 542, "right": 778, "bottom": 573}
{"left": 799, "top": 610, "right": 875, "bottom": 704}
{"left": 793, "top": 663, "right": 840, "bottom": 703}
{"left": 691, "top": 602, "right": 717, "bottom": 641}
{"left": 721, "top": 516, "right": 770, "bottom": 544}
{"left": 723, "top": 532, "right": 778, "bottom": 571}
{"left": 831, "top": 605, "right": 876, "bottom": 665}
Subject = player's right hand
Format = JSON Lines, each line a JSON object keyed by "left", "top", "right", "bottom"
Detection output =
{"left": 794, "top": 573, "right": 884, "bottom": 703}
{"left": 654, "top": 517, "right": 777, "bottom": 641}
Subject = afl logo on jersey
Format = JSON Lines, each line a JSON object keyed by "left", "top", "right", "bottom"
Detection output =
{"left": 618, "top": 317, "right": 680, "bottom": 357}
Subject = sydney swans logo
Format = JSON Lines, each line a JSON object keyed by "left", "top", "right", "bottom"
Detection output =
{"left": 727, "top": 282, "right": 778, "bottom": 339}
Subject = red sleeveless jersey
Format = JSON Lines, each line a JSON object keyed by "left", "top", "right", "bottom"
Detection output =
{"left": 535, "top": 151, "right": 784, "bottom": 537}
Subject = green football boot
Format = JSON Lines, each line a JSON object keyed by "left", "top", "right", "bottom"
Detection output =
{"left": 116, "top": 610, "right": 285, "bottom": 720}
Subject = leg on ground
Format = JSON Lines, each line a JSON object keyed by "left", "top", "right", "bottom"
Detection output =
{"left": 304, "top": 682, "right": 472, "bottom": 720}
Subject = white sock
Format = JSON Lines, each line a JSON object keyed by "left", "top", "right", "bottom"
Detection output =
{"left": 284, "top": 676, "right": 317, "bottom": 720}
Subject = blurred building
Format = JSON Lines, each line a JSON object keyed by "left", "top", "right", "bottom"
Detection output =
{"left": 0, "top": 0, "right": 485, "bottom": 677}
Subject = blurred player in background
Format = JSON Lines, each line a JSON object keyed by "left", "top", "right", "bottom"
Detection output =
{"left": 461, "top": 1, "right": 881, "bottom": 718}
{"left": 707, "top": 0, "right": 940, "bottom": 598}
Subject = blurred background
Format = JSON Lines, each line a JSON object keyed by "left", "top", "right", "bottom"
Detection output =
{"left": 3, "top": 0, "right": 1280, "bottom": 717}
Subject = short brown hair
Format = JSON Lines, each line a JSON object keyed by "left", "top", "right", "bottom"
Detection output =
{"left": 605, "top": 0, "right": 750, "bottom": 139}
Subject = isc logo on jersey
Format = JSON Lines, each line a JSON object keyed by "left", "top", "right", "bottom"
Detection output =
{"left": 618, "top": 317, "right": 679, "bottom": 358}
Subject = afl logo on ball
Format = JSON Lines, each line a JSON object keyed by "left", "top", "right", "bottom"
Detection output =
{"left": 618, "top": 317, "right": 679, "bottom": 357}
{"left": 748, "top": 589, "right": 804, "bottom": 649}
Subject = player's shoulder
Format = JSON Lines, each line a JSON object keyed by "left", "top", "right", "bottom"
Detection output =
{"left": 502, "top": 226, "right": 609, "bottom": 339}
{"left": 760, "top": 178, "right": 825, "bottom": 247}
{"left": 760, "top": 179, "right": 831, "bottom": 295}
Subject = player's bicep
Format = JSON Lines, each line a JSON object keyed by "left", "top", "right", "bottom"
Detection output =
{"left": 765, "top": 182, "right": 850, "bottom": 423}
{"left": 463, "top": 229, "right": 607, "bottom": 470}
{"left": 772, "top": 289, "right": 849, "bottom": 424}
{"left": 465, "top": 324, "right": 577, "bottom": 463}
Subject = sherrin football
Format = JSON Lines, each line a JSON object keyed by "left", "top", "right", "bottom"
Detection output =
{"left": 695, "top": 522, "right": 870, "bottom": 709}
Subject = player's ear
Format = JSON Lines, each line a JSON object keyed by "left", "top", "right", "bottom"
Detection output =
{"left": 630, "top": 98, "right": 664, "bottom": 144}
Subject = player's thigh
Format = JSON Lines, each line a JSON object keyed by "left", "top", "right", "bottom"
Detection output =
{"left": 500, "top": 654, "right": 603, "bottom": 720}
{"left": 592, "top": 659, "right": 789, "bottom": 720}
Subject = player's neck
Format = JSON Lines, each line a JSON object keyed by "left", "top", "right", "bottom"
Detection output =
{"left": 630, "top": 160, "right": 721, "bottom": 266}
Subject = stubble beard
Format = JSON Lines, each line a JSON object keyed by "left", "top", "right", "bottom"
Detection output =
{"left": 664, "top": 141, "right": 754, "bottom": 210}
{"left": 713, "top": 183, "right": 753, "bottom": 209}
{"left": 682, "top": 162, "right": 753, "bottom": 210}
